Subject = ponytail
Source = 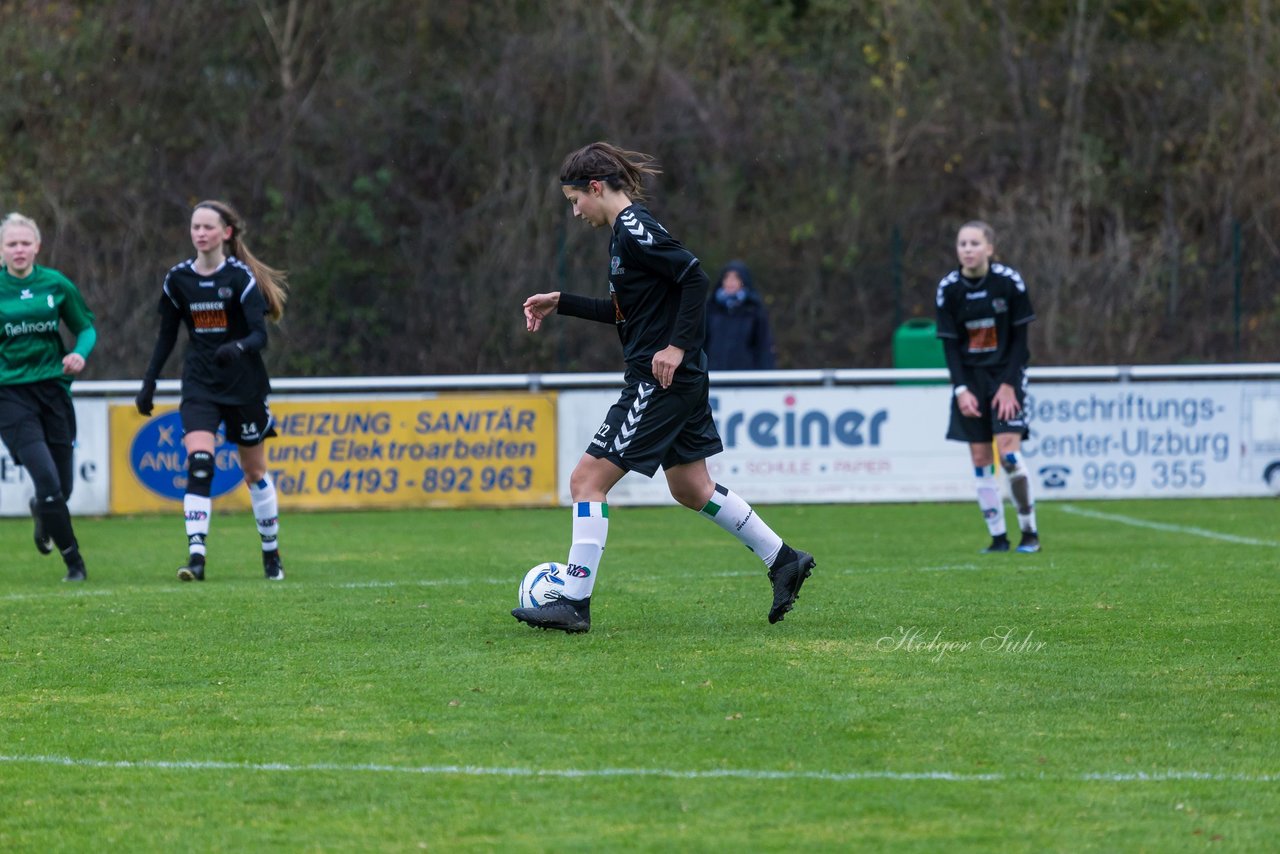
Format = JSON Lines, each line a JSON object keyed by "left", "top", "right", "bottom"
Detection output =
{"left": 559, "top": 142, "right": 661, "bottom": 200}
{"left": 195, "top": 200, "right": 289, "bottom": 322}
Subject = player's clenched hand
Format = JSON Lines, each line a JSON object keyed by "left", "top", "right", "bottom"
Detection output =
{"left": 651, "top": 345, "right": 684, "bottom": 389}
{"left": 135, "top": 379, "right": 156, "bottom": 416}
{"left": 523, "top": 292, "right": 560, "bottom": 332}
{"left": 61, "top": 353, "right": 85, "bottom": 375}
{"left": 214, "top": 341, "right": 245, "bottom": 366}
{"left": 992, "top": 383, "right": 1020, "bottom": 421}
{"left": 956, "top": 388, "right": 981, "bottom": 419}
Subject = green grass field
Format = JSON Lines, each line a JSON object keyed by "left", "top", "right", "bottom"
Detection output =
{"left": 1, "top": 498, "right": 1277, "bottom": 851}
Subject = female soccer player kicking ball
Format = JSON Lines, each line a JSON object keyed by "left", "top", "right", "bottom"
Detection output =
{"left": 512, "top": 142, "right": 816, "bottom": 634}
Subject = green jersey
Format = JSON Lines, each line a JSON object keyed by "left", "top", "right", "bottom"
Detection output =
{"left": 0, "top": 264, "right": 96, "bottom": 387}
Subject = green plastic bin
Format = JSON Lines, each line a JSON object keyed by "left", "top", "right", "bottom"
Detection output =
{"left": 891, "top": 318, "right": 946, "bottom": 384}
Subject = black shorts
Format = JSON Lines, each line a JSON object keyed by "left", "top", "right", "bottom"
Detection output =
{"left": 947, "top": 366, "right": 1030, "bottom": 444}
{"left": 586, "top": 371, "right": 724, "bottom": 477}
{"left": 180, "top": 397, "right": 278, "bottom": 447}
{"left": 0, "top": 380, "right": 76, "bottom": 462}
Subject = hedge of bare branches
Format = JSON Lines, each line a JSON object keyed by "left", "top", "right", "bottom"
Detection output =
{"left": 2, "top": 1, "right": 1277, "bottom": 378}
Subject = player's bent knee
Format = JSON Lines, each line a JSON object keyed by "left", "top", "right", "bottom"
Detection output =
{"left": 569, "top": 455, "right": 624, "bottom": 502}
{"left": 187, "top": 450, "right": 215, "bottom": 498}
{"left": 239, "top": 460, "right": 267, "bottom": 483}
{"left": 999, "top": 449, "right": 1026, "bottom": 476}
{"left": 668, "top": 485, "right": 706, "bottom": 510}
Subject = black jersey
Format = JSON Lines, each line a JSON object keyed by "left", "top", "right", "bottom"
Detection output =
{"left": 934, "top": 262, "right": 1035, "bottom": 371}
{"left": 156, "top": 257, "right": 271, "bottom": 404}
{"left": 559, "top": 204, "right": 710, "bottom": 378}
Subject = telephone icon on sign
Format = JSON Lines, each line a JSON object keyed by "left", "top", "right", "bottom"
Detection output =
{"left": 1038, "top": 464, "right": 1070, "bottom": 489}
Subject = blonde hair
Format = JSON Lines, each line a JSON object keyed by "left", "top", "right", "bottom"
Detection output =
{"left": 0, "top": 212, "right": 42, "bottom": 244}
{"left": 194, "top": 200, "right": 289, "bottom": 322}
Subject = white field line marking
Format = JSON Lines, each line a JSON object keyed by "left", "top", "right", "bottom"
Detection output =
{"left": 1078, "top": 771, "right": 1280, "bottom": 782}
{"left": 337, "top": 578, "right": 508, "bottom": 589}
{"left": 702, "top": 568, "right": 901, "bottom": 582}
{"left": 918, "top": 562, "right": 1044, "bottom": 572}
{"left": 0, "top": 588, "right": 115, "bottom": 602}
{"left": 356, "top": 568, "right": 879, "bottom": 588}
{"left": 0, "top": 754, "right": 1274, "bottom": 784}
{"left": 0, "top": 565, "right": 975, "bottom": 602}
{"left": 0, "top": 585, "right": 217, "bottom": 602}
{"left": 1059, "top": 504, "right": 1280, "bottom": 547}
{"left": 0, "top": 579, "right": 511, "bottom": 601}
{"left": 2, "top": 568, "right": 843, "bottom": 600}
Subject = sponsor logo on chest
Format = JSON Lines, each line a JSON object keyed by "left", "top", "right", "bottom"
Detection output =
{"left": 190, "top": 300, "right": 229, "bottom": 333}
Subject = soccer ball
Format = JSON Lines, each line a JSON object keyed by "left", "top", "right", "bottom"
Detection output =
{"left": 518, "top": 562, "right": 566, "bottom": 609}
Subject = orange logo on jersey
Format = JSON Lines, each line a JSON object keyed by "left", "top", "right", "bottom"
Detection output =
{"left": 965, "top": 318, "right": 998, "bottom": 353}
{"left": 190, "top": 301, "right": 228, "bottom": 333}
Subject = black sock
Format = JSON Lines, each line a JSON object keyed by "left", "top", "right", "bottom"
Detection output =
{"left": 38, "top": 495, "right": 78, "bottom": 554}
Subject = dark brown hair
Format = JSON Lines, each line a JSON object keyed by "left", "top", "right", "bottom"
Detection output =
{"left": 195, "top": 200, "right": 289, "bottom": 322}
{"left": 559, "top": 142, "right": 661, "bottom": 200}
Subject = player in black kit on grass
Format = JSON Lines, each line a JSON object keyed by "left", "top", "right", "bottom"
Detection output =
{"left": 136, "top": 200, "right": 289, "bottom": 581}
{"left": 512, "top": 142, "right": 815, "bottom": 633}
{"left": 935, "top": 220, "right": 1040, "bottom": 554}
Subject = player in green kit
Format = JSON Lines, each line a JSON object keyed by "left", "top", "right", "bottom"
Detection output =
{"left": 0, "top": 213, "right": 96, "bottom": 581}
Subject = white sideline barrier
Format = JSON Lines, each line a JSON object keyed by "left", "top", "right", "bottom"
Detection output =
{"left": 4, "top": 365, "right": 1278, "bottom": 515}
{"left": 558, "top": 379, "right": 1280, "bottom": 505}
{"left": 558, "top": 385, "right": 966, "bottom": 506}
{"left": 0, "top": 399, "right": 111, "bottom": 518}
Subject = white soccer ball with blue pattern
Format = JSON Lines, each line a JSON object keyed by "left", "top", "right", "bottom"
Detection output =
{"left": 518, "top": 562, "right": 566, "bottom": 609}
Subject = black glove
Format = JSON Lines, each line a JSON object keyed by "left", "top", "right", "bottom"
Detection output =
{"left": 135, "top": 379, "right": 156, "bottom": 416}
{"left": 214, "top": 341, "right": 246, "bottom": 366}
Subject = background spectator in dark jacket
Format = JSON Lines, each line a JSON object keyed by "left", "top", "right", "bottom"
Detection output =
{"left": 704, "top": 260, "right": 776, "bottom": 371}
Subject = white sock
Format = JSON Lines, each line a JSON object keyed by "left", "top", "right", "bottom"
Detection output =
{"left": 247, "top": 476, "right": 280, "bottom": 552}
{"left": 699, "top": 484, "right": 784, "bottom": 566}
{"left": 1017, "top": 508, "right": 1038, "bottom": 536}
{"left": 562, "top": 502, "right": 608, "bottom": 600}
{"left": 975, "top": 466, "right": 1006, "bottom": 537}
{"left": 1001, "top": 452, "right": 1037, "bottom": 533}
{"left": 183, "top": 494, "right": 211, "bottom": 557}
